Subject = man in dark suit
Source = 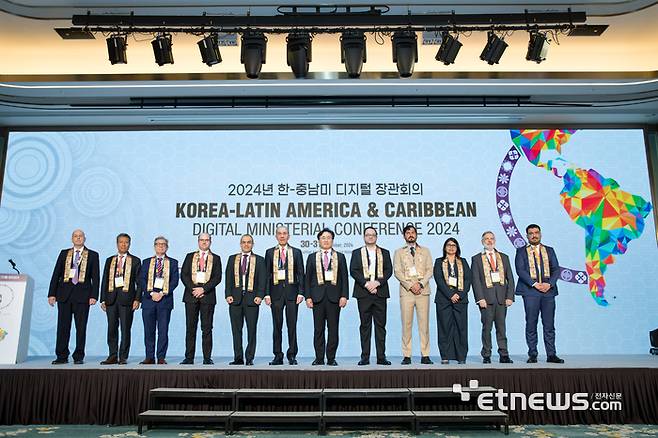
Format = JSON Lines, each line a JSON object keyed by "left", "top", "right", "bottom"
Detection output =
{"left": 350, "top": 226, "right": 392, "bottom": 366}
{"left": 48, "top": 229, "right": 100, "bottom": 365}
{"left": 471, "top": 231, "right": 515, "bottom": 364}
{"left": 139, "top": 236, "right": 179, "bottom": 365}
{"left": 305, "top": 228, "right": 349, "bottom": 366}
{"left": 180, "top": 232, "right": 222, "bottom": 365}
{"left": 264, "top": 226, "right": 305, "bottom": 365}
{"left": 225, "top": 234, "right": 266, "bottom": 366}
{"left": 100, "top": 233, "right": 141, "bottom": 365}
{"left": 515, "top": 224, "right": 564, "bottom": 364}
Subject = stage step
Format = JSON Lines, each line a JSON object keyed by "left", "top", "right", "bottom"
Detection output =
{"left": 229, "top": 410, "right": 323, "bottom": 434}
{"left": 321, "top": 410, "right": 415, "bottom": 434}
{"left": 413, "top": 410, "right": 509, "bottom": 435}
{"left": 149, "top": 388, "right": 237, "bottom": 409}
{"left": 137, "top": 409, "right": 232, "bottom": 434}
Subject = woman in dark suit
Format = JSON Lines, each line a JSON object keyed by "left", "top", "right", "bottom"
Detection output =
{"left": 433, "top": 238, "right": 472, "bottom": 364}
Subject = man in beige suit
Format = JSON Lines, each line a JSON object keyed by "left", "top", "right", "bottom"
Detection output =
{"left": 393, "top": 224, "right": 434, "bottom": 365}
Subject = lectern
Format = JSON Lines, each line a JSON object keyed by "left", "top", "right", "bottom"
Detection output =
{"left": 0, "top": 274, "right": 34, "bottom": 364}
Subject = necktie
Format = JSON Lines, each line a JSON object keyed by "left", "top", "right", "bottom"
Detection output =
{"left": 200, "top": 252, "right": 206, "bottom": 271}
{"left": 410, "top": 246, "right": 415, "bottom": 257}
{"left": 156, "top": 258, "right": 163, "bottom": 277}
{"left": 241, "top": 254, "right": 248, "bottom": 275}
{"left": 280, "top": 247, "right": 286, "bottom": 265}
{"left": 117, "top": 255, "right": 124, "bottom": 275}
{"left": 488, "top": 252, "right": 496, "bottom": 271}
{"left": 323, "top": 251, "right": 329, "bottom": 271}
{"left": 534, "top": 247, "right": 542, "bottom": 279}
{"left": 72, "top": 250, "right": 80, "bottom": 285}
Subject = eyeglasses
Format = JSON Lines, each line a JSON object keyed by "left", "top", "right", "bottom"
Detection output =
{"left": 446, "top": 243, "right": 457, "bottom": 247}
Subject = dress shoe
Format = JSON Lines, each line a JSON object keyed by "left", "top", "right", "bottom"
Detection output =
{"left": 499, "top": 356, "right": 513, "bottom": 364}
{"left": 482, "top": 357, "right": 491, "bottom": 364}
{"left": 527, "top": 356, "right": 538, "bottom": 363}
{"left": 118, "top": 359, "right": 128, "bottom": 365}
{"left": 245, "top": 359, "right": 254, "bottom": 366}
{"left": 51, "top": 358, "right": 68, "bottom": 365}
{"left": 180, "top": 358, "right": 194, "bottom": 365}
{"left": 157, "top": 358, "right": 167, "bottom": 365}
{"left": 358, "top": 359, "right": 370, "bottom": 366}
{"left": 547, "top": 355, "right": 565, "bottom": 364}
{"left": 289, "top": 358, "right": 298, "bottom": 365}
{"left": 457, "top": 360, "right": 466, "bottom": 364}
{"left": 401, "top": 357, "right": 411, "bottom": 365}
{"left": 203, "top": 358, "right": 214, "bottom": 365}
{"left": 73, "top": 359, "right": 84, "bottom": 365}
{"left": 376, "top": 359, "right": 391, "bottom": 365}
{"left": 100, "top": 356, "right": 118, "bottom": 365}
{"left": 140, "top": 358, "right": 155, "bottom": 365}
{"left": 327, "top": 359, "right": 338, "bottom": 366}
{"left": 229, "top": 359, "right": 244, "bottom": 365}
{"left": 441, "top": 359, "right": 450, "bottom": 364}
{"left": 421, "top": 356, "right": 434, "bottom": 365}
{"left": 312, "top": 359, "right": 324, "bottom": 366}
{"left": 269, "top": 358, "right": 284, "bottom": 365}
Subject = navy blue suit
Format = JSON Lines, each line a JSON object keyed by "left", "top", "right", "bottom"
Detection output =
{"left": 514, "top": 245, "right": 559, "bottom": 358}
{"left": 139, "top": 256, "right": 179, "bottom": 361}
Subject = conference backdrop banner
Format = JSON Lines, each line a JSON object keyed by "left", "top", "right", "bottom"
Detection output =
{"left": 0, "top": 129, "right": 655, "bottom": 358}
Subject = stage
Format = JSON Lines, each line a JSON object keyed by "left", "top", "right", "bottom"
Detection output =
{"left": 1, "top": 355, "right": 656, "bottom": 427}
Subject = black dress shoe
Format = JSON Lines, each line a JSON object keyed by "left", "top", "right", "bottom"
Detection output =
{"left": 269, "top": 358, "right": 284, "bottom": 365}
{"left": 245, "top": 359, "right": 254, "bottom": 366}
{"left": 140, "top": 358, "right": 155, "bottom": 365}
{"left": 118, "top": 359, "right": 128, "bottom": 365}
{"left": 527, "top": 356, "right": 538, "bottom": 363}
{"left": 180, "top": 358, "right": 194, "bottom": 365}
{"left": 100, "top": 356, "right": 118, "bottom": 365}
{"left": 51, "top": 358, "right": 68, "bottom": 365}
{"left": 376, "top": 359, "right": 391, "bottom": 365}
{"left": 547, "top": 355, "right": 565, "bottom": 364}
{"left": 401, "top": 357, "right": 411, "bottom": 365}
{"left": 441, "top": 359, "right": 449, "bottom": 364}
{"left": 358, "top": 359, "right": 370, "bottom": 366}
{"left": 457, "top": 360, "right": 466, "bottom": 364}
{"left": 327, "top": 359, "right": 338, "bottom": 366}
{"left": 482, "top": 357, "right": 491, "bottom": 364}
{"left": 312, "top": 359, "right": 324, "bottom": 366}
{"left": 203, "top": 358, "right": 214, "bottom": 365}
{"left": 73, "top": 359, "right": 84, "bottom": 365}
{"left": 289, "top": 358, "right": 298, "bottom": 365}
{"left": 499, "top": 356, "right": 513, "bottom": 364}
{"left": 421, "top": 356, "right": 434, "bottom": 365}
{"left": 229, "top": 359, "right": 244, "bottom": 365}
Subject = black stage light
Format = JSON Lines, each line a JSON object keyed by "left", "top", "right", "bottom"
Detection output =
{"left": 152, "top": 33, "right": 174, "bottom": 66}
{"left": 480, "top": 31, "right": 508, "bottom": 65}
{"left": 198, "top": 34, "right": 222, "bottom": 66}
{"left": 106, "top": 34, "right": 127, "bottom": 65}
{"left": 286, "top": 32, "right": 312, "bottom": 78}
{"left": 435, "top": 32, "right": 462, "bottom": 65}
{"left": 526, "top": 31, "right": 549, "bottom": 63}
{"left": 392, "top": 31, "right": 418, "bottom": 77}
{"left": 650, "top": 328, "right": 658, "bottom": 355}
{"left": 241, "top": 32, "right": 267, "bottom": 79}
{"left": 340, "top": 31, "right": 367, "bottom": 78}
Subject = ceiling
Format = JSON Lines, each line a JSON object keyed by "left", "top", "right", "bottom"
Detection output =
{"left": 1, "top": 0, "right": 658, "bottom": 127}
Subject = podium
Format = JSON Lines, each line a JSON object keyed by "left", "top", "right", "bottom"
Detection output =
{"left": 0, "top": 274, "right": 34, "bottom": 364}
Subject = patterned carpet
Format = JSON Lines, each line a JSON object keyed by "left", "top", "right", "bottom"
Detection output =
{"left": 1, "top": 425, "right": 658, "bottom": 437}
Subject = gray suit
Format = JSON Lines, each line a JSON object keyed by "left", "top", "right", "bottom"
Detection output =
{"left": 471, "top": 250, "right": 515, "bottom": 358}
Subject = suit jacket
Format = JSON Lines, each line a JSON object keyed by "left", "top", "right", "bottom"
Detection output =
{"left": 48, "top": 247, "right": 100, "bottom": 304}
{"left": 433, "top": 256, "right": 472, "bottom": 304}
{"left": 471, "top": 250, "right": 515, "bottom": 305}
{"left": 100, "top": 253, "right": 141, "bottom": 306}
{"left": 139, "top": 256, "right": 179, "bottom": 310}
{"left": 304, "top": 250, "right": 349, "bottom": 304}
{"left": 514, "top": 245, "right": 560, "bottom": 297}
{"left": 393, "top": 244, "right": 433, "bottom": 296}
{"left": 181, "top": 251, "right": 222, "bottom": 305}
{"left": 224, "top": 253, "right": 266, "bottom": 306}
{"left": 264, "top": 245, "right": 305, "bottom": 301}
{"left": 350, "top": 246, "right": 392, "bottom": 299}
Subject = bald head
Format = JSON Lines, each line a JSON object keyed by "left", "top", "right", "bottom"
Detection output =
{"left": 71, "top": 229, "right": 86, "bottom": 249}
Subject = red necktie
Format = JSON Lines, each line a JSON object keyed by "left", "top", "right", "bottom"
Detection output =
{"left": 323, "top": 251, "right": 329, "bottom": 270}
{"left": 117, "top": 255, "right": 124, "bottom": 273}
{"left": 488, "top": 253, "right": 496, "bottom": 271}
{"left": 280, "top": 247, "right": 286, "bottom": 265}
{"left": 200, "top": 252, "right": 206, "bottom": 271}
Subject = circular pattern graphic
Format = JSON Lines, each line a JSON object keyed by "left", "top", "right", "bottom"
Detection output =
{"left": 2, "top": 135, "right": 73, "bottom": 210}
{"left": 4, "top": 205, "right": 58, "bottom": 256}
{"left": 496, "top": 144, "right": 588, "bottom": 285}
{"left": 29, "top": 290, "right": 57, "bottom": 333}
{"left": 0, "top": 284, "right": 15, "bottom": 310}
{"left": 64, "top": 132, "right": 96, "bottom": 166}
{"left": 0, "top": 208, "right": 30, "bottom": 245}
{"left": 71, "top": 167, "right": 123, "bottom": 218}
{"left": 28, "top": 335, "right": 51, "bottom": 356}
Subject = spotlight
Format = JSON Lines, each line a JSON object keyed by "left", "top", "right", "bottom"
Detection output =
{"left": 198, "top": 34, "right": 222, "bottom": 66}
{"left": 286, "top": 32, "right": 312, "bottom": 78}
{"left": 152, "top": 33, "right": 174, "bottom": 66}
{"left": 526, "top": 31, "right": 549, "bottom": 63}
{"left": 106, "top": 34, "right": 127, "bottom": 65}
{"left": 480, "top": 31, "right": 508, "bottom": 65}
{"left": 241, "top": 32, "right": 267, "bottom": 79}
{"left": 435, "top": 32, "right": 462, "bottom": 65}
{"left": 651, "top": 328, "right": 658, "bottom": 355}
{"left": 340, "top": 31, "right": 366, "bottom": 78}
{"left": 392, "top": 31, "right": 418, "bottom": 77}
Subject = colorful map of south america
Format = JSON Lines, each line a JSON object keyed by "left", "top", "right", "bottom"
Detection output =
{"left": 511, "top": 129, "right": 653, "bottom": 306}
